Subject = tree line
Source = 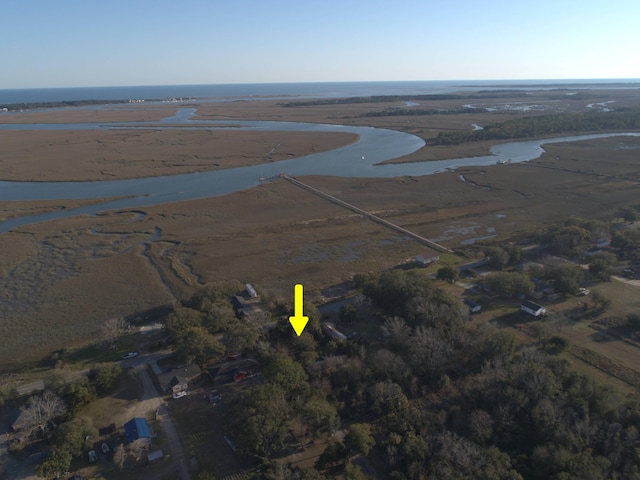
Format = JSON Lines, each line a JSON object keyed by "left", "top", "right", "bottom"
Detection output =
{"left": 431, "top": 109, "right": 640, "bottom": 145}
{"left": 280, "top": 91, "right": 529, "bottom": 108}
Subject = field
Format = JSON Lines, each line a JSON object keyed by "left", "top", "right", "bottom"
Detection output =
{"left": 1, "top": 88, "right": 640, "bottom": 371}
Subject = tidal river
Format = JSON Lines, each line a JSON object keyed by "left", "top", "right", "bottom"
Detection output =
{"left": 1, "top": 109, "right": 639, "bottom": 233}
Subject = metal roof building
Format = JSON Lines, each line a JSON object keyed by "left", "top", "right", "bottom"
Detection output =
{"left": 124, "top": 417, "right": 151, "bottom": 443}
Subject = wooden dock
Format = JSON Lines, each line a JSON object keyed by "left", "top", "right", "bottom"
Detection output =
{"left": 282, "top": 175, "right": 453, "bottom": 253}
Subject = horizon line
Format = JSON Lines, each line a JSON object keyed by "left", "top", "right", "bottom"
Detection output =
{"left": 2, "top": 77, "right": 640, "bottom": 91}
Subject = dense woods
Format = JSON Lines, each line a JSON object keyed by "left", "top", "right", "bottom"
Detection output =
{"left": 200, "top": 267, "right": 640, "bottom": 479}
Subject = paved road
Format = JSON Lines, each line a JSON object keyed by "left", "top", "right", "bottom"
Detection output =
{"left": 14, "top": 350, "right": 173, "bottom": 397}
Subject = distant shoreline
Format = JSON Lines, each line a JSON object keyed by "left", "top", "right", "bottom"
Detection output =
{"left": 2, "top": 79, "right": 639, "bottom": 106}
{"left": 0, "top": 98, "right": 166, "bottom": 112}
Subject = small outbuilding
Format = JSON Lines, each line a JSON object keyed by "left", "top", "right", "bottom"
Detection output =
{"left": 463, "top": 299, "right": 482, "bottom": 314}
{"left": 147, "top": 449, "right": 164, "bottom": 463}
{"left": 521, "top": 300, "right": 546, "bottom": 318}
{"left": 245, "top": 283, "right": 258, "bottom": 298}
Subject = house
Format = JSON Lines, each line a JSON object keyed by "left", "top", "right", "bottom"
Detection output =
{"left": 231, "top": 295, "right": 248, "bottom": 311}
{"left": 416, "top": 254, "right": 439, "bottom": 267}
{"left": 521, "top": 300, "right": 546, "bottom": 317}
{"left": 231, "top": 294, "right": 263, "bottom": 319}
{"left": 531, "top": 278, "right": 554, "bottom": 299}
{"left": 321, "top": 323, "right": 347, "bottom": 342}
{"left": 124, "top": 418, "right": 152, "bottom": 444}
{"left": 157, "top": 365, "right": 202, "bottom": 394}
{"left": 463, "top": 299, "right": 482, "bottom": 313}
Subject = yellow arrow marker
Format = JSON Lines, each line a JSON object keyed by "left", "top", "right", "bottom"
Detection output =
{"left": 289, "top": 283, "right": 309, "bottom": 336}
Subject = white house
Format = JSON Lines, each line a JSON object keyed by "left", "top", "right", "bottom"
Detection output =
{"left": 521, "top": 300, "right": 546, "bottom": 317}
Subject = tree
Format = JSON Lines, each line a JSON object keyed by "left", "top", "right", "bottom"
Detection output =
{"left": 302, "top": 396, "right": 340, "bottom": 438}
{"left": 316, "top": 442, "right": 348, "bottom": 470}
{"left": 484, "top": 272, "right": 533, "bottom": 298}
{"left": 14, "top": 390, "right": 67, "bottom": 433}
{"left": 113, "top": 444, "right": 126, "bottom": 471}
{"left": 60, "top": 379, "right": 96, "bottom": 416}
{"left": 381, "top": 316, "right": 411, "bottom": 349}
{"left": 548, "top": 263, "right": 585, "bottom": 294}
{"left": 263, "top": 354, "right": 310, "bottom": 400}
{"left": 223, "top": 321, "right": 260, "bottom": 354}
{"left": 588, "top": 252, "right": 617, "bottom": 281}
{"left": 618, "top": 206, "right": 638, "bottom": 223}
{"left": 485, "top": 246, "right": 511, "bottom": 270}
{"left": 203, "top": 303, "right": 236, "bottom": 333}
{"left": 345, "top": 423, "right": 376, "bottom": 455}
{"left": 89, "top": 362, "right": 123, "bottom": 392}
{"left": 100, "top": 317, "right": 126, "bottom": 349}
{"left": 339, "top": 304, "right": 359, "bottom": 324}
{"left": 344, "top": 461, "right": 369, "bottom": 480}
{"left": 164, "top": 307, "right": 206, "bottom": 340}
{"left": 437, "top": 265, "right": 460, "bottom": 283}
{"left": 128, "top": 438, "right": 149, "bottom": 462}
{"left": 228, "top": 384, "right": 290, "bottom": 457}
{"left": 35, "top": 449, "right": 72, "bottom": 479}
{"left": 54, "top": 416, "right": 97, "bottom": 457}
{"left": 174, "top": 326, "right": 224, "bottom": 365}
{"left": 591, "top": 290, "right": 612, "bottom": 312}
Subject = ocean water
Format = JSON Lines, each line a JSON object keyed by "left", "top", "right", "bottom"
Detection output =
{"left": 1, "top": 79, "right": 638, "bottom": 105}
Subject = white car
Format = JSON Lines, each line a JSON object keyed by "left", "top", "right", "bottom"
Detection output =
{"left": 172, "top": 390, "right": 188, "bottom": 399}
{"left": 122, "top": 352, "right": 138, "bottom": 360}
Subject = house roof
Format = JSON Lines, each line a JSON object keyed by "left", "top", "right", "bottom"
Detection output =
{"left": 463, "top": 299, "right": 481, "bottom": 308}
{"left": 157, "top": 364, "right": 202, "bottom": 391}
{"left": 167, "top": 375, "right": 187, "bottom": 388}
{"left": 124, "top": 418, "right": 151, "bottom": 443}
{"left": 532, "top": 278, "right": 553, "bottom": 291}
{"left": 522, "top": 300, "right": 544, "bottom": 311}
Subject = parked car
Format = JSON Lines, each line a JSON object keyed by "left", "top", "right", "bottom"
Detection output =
{"left": 172, "top": 390, "right": 188, "bottom": 399}
{"left": 122, "top": 352, "right": 138, "bottom": 360}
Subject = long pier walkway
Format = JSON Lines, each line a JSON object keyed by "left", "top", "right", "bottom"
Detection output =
{"left": 281, "top": 175, "right": 453, "bottom": 253}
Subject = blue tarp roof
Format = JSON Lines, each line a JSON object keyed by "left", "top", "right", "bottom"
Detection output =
{"left": 124, "top": 417, "right": 151, "bottom": 443}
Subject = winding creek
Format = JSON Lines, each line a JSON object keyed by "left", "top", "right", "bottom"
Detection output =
{"left": 1, "top": 108, "right": 639, "bottom": 233}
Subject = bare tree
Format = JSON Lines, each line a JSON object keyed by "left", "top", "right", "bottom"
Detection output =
{"left": 128, "top": 438, "right": 149, "bottom": 462}
{"left": 382, "top": 316, "right": 410, "bottom": 348}
{"left": 101, "top": 317, "right": 126, "bottom": 349}
{"left": 113, "top": 444, "right": 126, "bottom": 470}
{"left": 14, "top": 390, "right": 67, "bottom": 433}
{"left": 469, "top": 409, "right": 493, "bottom": 442}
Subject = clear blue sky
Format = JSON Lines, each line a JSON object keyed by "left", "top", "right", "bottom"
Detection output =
{"left": 2, "top": 0, "right": 639, "bottom": 88}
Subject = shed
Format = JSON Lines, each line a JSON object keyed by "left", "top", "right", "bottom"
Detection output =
{"left": 463, "top": 299, "right": 482, "bottom": 313}
{"left": 245, "top": 283, "right": 258, "bottom": 298}
{"left": 147, "top": 449, "right": 164, "bottom": 463}
{"left": 521, "top": 300, "right": 546, "bottom": 317}
{"left": 124, "top": 418, "right": 151, "bottom": 444}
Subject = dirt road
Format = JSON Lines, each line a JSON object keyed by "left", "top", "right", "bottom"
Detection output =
{"left": 132, "top": 364, "right": 190, "bottom": 480}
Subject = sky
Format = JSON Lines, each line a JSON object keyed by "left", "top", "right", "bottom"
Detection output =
{"left": 2, "top": 0, "right": 639, "bottom": 89}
